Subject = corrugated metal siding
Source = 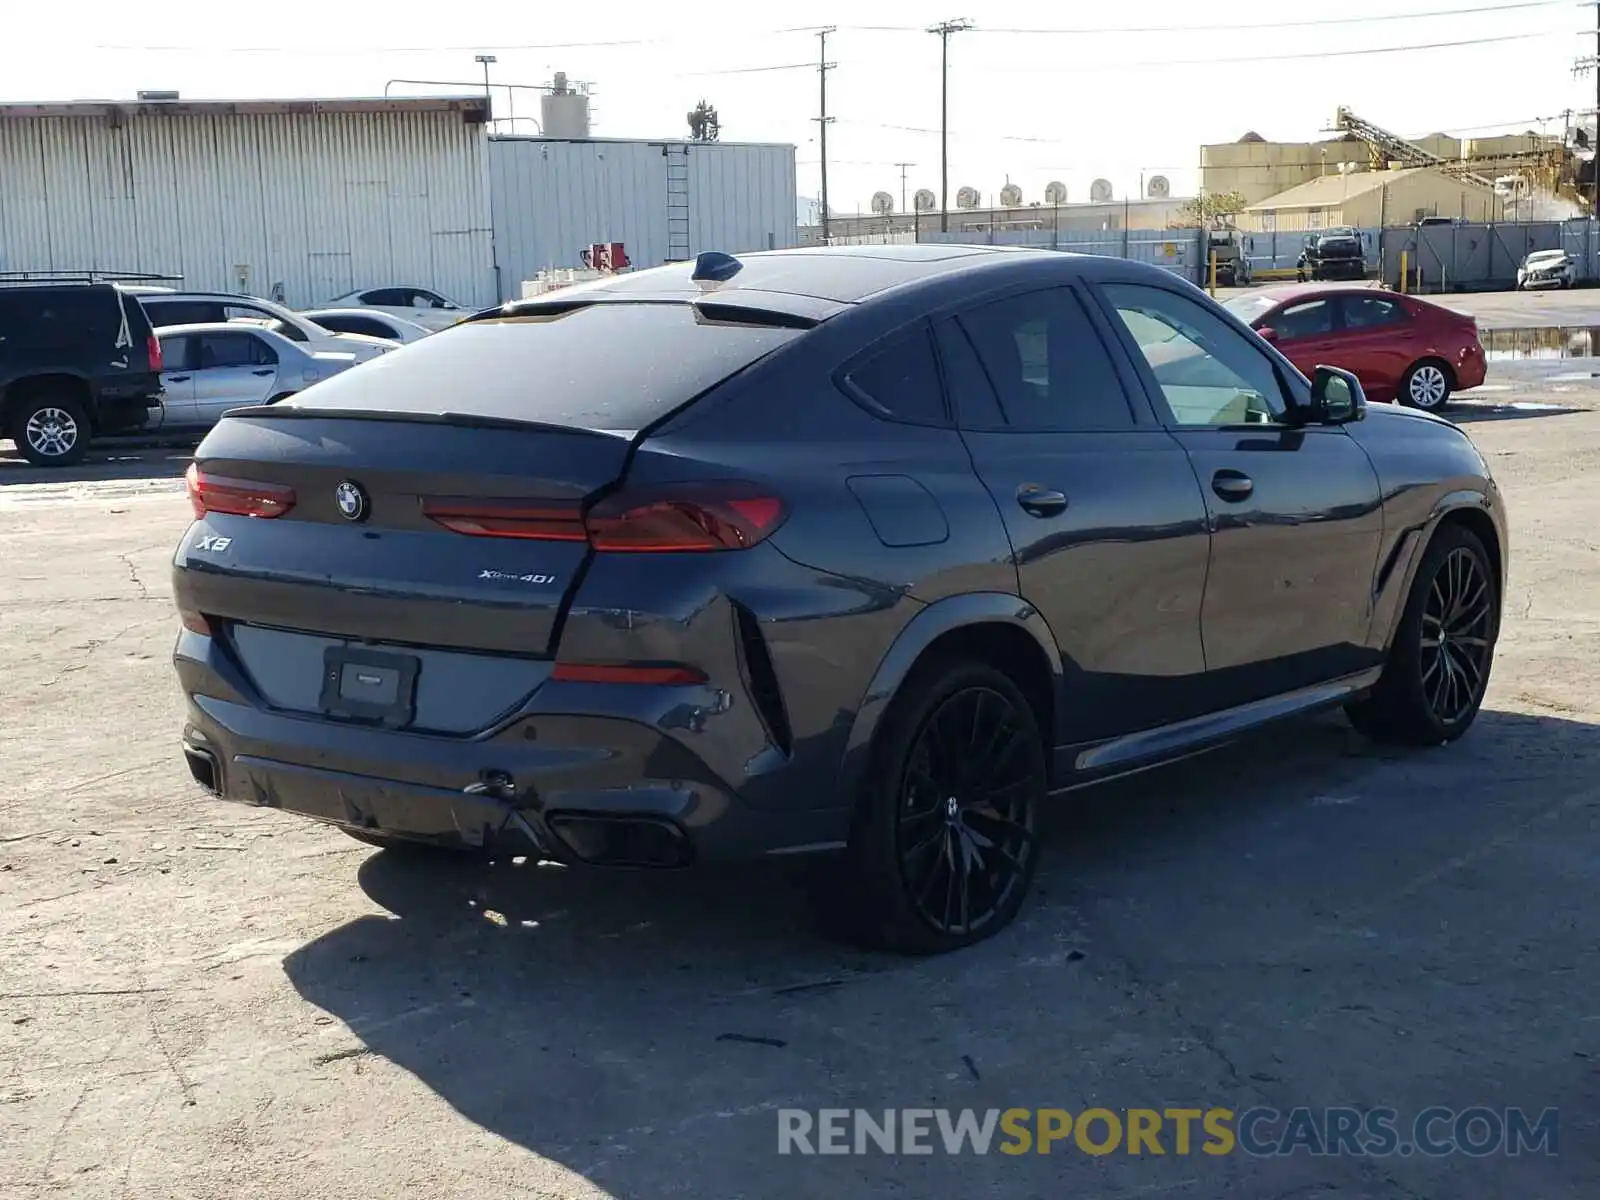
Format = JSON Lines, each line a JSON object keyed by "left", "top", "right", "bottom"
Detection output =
{"left": 0, "top": 110, "right": 496, "bottom": 306}
{"left": 489, "top": 139, "right": 669, "bottom": 289}
{"left": 686, "top": 143, "right": 796, "bottom": 259}
{"left": 489, "top": 138, "right": 797, "bottom": 296}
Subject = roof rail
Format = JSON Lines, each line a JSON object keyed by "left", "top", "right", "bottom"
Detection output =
{"left": 0, "top": 269, "right": 184, "bottom": 287}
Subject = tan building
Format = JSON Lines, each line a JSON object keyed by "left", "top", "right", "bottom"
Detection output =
{"left": 1236, "top": 167, "right": 1504, "bottom": 233}
{"left": 1202, "top": 127, "right": 1566, "bottom": 212}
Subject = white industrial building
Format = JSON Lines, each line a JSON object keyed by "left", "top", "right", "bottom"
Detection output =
{"left": 0, "top": 92, "right": 799, "bottom": 309}
{"left": 0, "top": 96, "right": 498, "bottom": 307}
{"left": 487, "top": 135, "right": 798, "bottom": 287}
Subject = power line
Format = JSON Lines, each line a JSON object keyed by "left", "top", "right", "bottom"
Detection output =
{"left": 682, "top": 62, "right": 815, "bottom": 76}
{"left": 993, "top": 29, "right": 1561, "bottom": 70}
{"left": 843, "top": 1, "right": 1563, "bottom": 36}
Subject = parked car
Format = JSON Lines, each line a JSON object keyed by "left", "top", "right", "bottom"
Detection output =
{"left": 126, "top": 290, "right": 398, "bottom": 361}
{"left": 295, "top": 308, "right": 432, "bottom": 343}
{"left": 173, "top": 246, "right": 1506, "bottom": 953}
{"left": 154, "top": 323, "right": 358, "bottom": 430}
{"left": 1223, "top": 285, "right": 1485, "bottom": 411}
{"left": 1296, "top": 227, "right": 1366, "bottom": 282}
{"left": 320, "top": 286, "right": 470, "bottom": 332}
{"left": 1, "top": 283, "right": 163, "bottom": 465}
{"left": 1516, "top": 249, "right": 1577, "bottom": 291}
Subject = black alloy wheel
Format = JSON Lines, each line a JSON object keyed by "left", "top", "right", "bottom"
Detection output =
{"left": 1346, "top": 523, "right": 1497, "bottom": 745}
{"left": 896, "top": 686, "right": 1038, "bottom": 940}
{"left": 1418, "top": 545, "right": 1495, "bottom": 725}
{"left": 825, "top": 658, "right": 1046, "bottom": 954}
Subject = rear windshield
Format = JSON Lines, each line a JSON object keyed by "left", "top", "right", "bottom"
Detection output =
{"left": 281, "top": 302, "right": 802, "bottom": 432}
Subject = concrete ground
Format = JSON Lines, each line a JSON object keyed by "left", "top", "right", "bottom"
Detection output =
{"left": 4, "top": 321, "right": 1600, "bottom": 1197}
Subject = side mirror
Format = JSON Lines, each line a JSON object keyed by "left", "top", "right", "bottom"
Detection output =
{"left": 1256, "top": 325, "right": 1279, "bottom": 343}
{"left": 1309, "top": 364, "right": 1365, "bottom": 425}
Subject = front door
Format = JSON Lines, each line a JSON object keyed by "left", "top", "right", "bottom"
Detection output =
{"left": 1260, "top": 293, "right": 1342, "bottom": 384}
{"left": 1096, "top": 281, "right": 1386, "bottom": 709}
{"left": 1331, "top": 292, "right": 1415, "bottom": 403}
{"left": 936, "top": 284, "right": 1214, "bottom": 746}
{"left": 192, "top": 331, "right": 278, "bottom": 425}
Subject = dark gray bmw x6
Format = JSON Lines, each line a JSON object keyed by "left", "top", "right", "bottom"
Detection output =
{"left": 172, "top": 245, "right": 1507, "bottom": 954}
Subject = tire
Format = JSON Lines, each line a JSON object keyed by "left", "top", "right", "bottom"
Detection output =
{"left": 1345, "top": 522, "right": 1498, "bottom": 746}
{"left": 1400, "top": 359, "right": 1453, "bottom": 411}
{"left": 821, "top": 656, "right": 1047, "bottom": 954}
{"left": 10, "top": 394, "right": 90, "bottom": 466}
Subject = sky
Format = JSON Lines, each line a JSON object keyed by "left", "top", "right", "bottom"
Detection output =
{"left": 0, "top": 0, "right": 1589, "bottom": 217}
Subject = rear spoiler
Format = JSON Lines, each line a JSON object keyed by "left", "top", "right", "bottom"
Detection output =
{"left": 219, "top": 405, "right": 639, "bottom": 438}
{"left": 474, "top": 291, "right": 837, "bottom": 330}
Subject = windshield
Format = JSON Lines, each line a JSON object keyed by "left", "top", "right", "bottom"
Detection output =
{"left": 1221, "top": 293, "right": 1279, "bottom": 325}
{"left": 1321, "top": 227, "right": 1357, "bottom": 239}
{"left": 1526, "top": 250, "right": 1565, "bottom": 265}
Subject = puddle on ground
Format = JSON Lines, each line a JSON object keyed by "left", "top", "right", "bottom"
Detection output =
{"left": 1484, "top": 326, "right": 1600, "bottom": 361}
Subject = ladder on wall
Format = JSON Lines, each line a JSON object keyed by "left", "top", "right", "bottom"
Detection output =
{"left": 666, "top": 145, "right": 691, "bottom": 262}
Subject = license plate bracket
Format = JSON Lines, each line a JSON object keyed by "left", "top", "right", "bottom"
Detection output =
{"left": 319, "top": 646, "right": 419, "bottom": 728}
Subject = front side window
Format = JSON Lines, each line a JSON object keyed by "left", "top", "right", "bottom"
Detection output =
{"left": 1271, "top": 298, "right": 1335, "bottom": 340}
{"left": 1102, "top": 283, "right": 1287, "bottom": 428}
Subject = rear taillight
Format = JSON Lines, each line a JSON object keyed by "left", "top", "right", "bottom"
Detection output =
{"left": 185, "top": 463, "right": 295, "bottom": 519}
{"left": 421, "top": 483, "right": 786, "bottom": 552}
{"left": 420, "top": 497, "right": 587, "bottom": 541}
{"left": 147, "top": 333, "right": 163, "bottom": 373}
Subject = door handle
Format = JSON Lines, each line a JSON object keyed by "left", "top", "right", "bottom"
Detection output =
{"left": 251, "top": 368, "right": 274, "bottom": 376}
{"left": 1016, "top": 485, "right": 1068, "bottom": 518}
{"left": 166, "top": 374, "right": 190, "bottom": 382}
{"left": 1211, "top": 469, "right": 1254, "bottom": 502}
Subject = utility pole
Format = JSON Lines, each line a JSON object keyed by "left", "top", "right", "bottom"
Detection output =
{"left": 474, "top": 54, "right": 497, "bottom": 122}
{"left": 895, "top": 161, "right": 916, "bottom": 214}
{"left": 1575, "top": 4, "right": 1600, "bottom": 214}
{"left": 815, "top": 27, "right": 837, "bottom": 243}
{"left": 928, "top": 19, "right": 973, "bottom": 233}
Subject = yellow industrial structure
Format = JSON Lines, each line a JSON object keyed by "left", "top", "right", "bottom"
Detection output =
{"left": 1201, "top": 108, "right": 1573, "bottom": 230}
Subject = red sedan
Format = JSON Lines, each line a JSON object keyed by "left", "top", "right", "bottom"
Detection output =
{"left": 1223, "top": 285, "right": 1486, "bottom": 411}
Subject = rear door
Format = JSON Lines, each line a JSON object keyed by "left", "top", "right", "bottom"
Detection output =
{"left": 1096, "top": 281, "right": 1385, "bottom": 707}
{"left": 1330, "top": 293, "right": 1414, "bottom": 402}
{"left": 938, "top": 284, "right": 1213, "bottom": 744}
{"left": 157, "top": 334, "right": 199, "bottom": 424}
{"left": 193, "top": 331, "right": 277, "bottom": 423}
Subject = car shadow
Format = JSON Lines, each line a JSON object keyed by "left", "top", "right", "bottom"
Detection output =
{"left": 1449, "top": 402, "right": 1585, "bottom": 425}
{"left": 281, "top": 707, "right": 1600, "bottom": 1198}
{"left": 0, "top": 436, "right": 195, "bottom": 486}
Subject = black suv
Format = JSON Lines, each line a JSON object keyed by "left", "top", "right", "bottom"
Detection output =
{"left": 1296, "top": 228, "right": 1367, "bottom": 282}
{"left": 0, "top": 285, "right": 164, "bottom": 466}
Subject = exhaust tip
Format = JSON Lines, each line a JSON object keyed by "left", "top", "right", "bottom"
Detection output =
{"left": 183, "top": 746, "right": 220, "bottom": 794}
{"left": 546, "top": 813, "right": 693, "bottom": 868}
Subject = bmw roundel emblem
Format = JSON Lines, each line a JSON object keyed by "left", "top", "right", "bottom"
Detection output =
{"left": 334, "top": 480, "right": 368, "bottom": 523}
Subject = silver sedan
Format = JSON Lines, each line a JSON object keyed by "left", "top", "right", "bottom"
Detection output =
{"left": 154, "top": 323, "right": 359, "bottom": 430}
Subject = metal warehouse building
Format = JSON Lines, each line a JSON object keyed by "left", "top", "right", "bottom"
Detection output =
{"left": 0, "top": 96, "right": 497, "bottom": 308}
{"left": 487, "top": 135, "right": 797, "bottom": 286}
{"left": 0, "top": 95, "right": 799, "bottom": 308}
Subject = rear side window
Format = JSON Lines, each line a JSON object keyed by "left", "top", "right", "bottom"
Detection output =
{"left": 954, "top": 287, "right": 1136, "bottom": 430}
{"left": 160, "top": 335, "right": 196, "bottom": 372}
{"left": 286, "top": 302, "right": 803, "bottom": 432}
{"left": 0, "top": 289, "right": 117, "bottom": 351}
{"left": 145, "top": 300, "right": 222, "bottom": 328}
{"left": 1341, "top": 295, "right": 1407, "bottom": 330}
{"left": 199, "top": 332, "right": 276, "bottom": 368}
{"left": 314, "top": 314, "right": 392, "bottom": 339}
{"left": 1272, "top": 298, "right": 1334, "bottom": 339}
{"left": 839, "top": 323, "right": 948, "bottom": 426}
